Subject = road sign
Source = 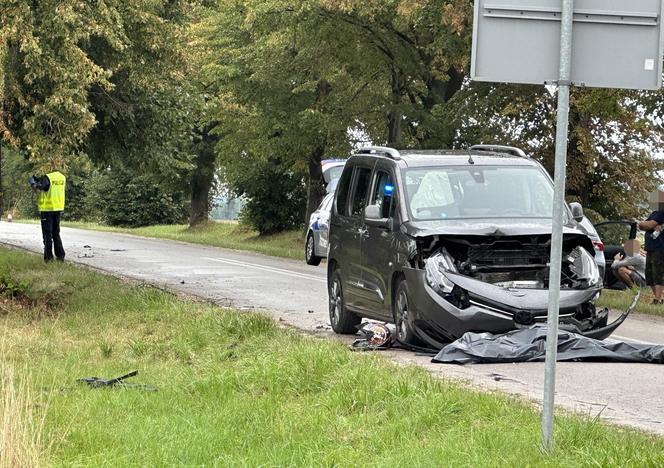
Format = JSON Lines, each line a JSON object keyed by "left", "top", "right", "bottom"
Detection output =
{"left": 471, "top": 0, "right": 664, "bottom": 90}
{"left": 470, "top": 0, "right": 664, "bottom": 452}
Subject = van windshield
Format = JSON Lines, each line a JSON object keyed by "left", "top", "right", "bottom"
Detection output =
{"left": 404, "top": 165, "right": 557, "bottom": 221}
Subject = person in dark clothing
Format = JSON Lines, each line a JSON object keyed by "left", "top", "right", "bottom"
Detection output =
{"left": 639, "top": 208, "right": 664, "bottom": 304}
{"left": 29, "top": 171, "right": 66, "bottom": 262}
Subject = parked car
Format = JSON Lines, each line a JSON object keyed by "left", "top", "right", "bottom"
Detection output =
{"left": 327, "top": 145, "right": 626, "bottom": 348}
{"left": 303, "top": 160, "right": 347, "bottom": 266}
{"left": 305, "top": 193, "right": 335, "bottom": 266}
{"left": 322, "top": 159, "right": 347, "bottom": 194}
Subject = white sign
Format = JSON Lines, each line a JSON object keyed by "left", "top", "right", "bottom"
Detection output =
{"left": 471, "top": 0, "right": 664, "bottom": 90}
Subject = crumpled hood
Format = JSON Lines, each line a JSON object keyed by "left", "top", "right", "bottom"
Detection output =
{"left": 403, "top": 218, "right": 584, "bottom": 238}
{"left": 444, "top": 271, "right": 598, "bottom": 311}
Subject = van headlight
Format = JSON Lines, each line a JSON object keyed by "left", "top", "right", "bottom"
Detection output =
{"left": 567, "top": 246, "right": 600, "bottom": 287}
{"left": 425, "top": 248, "right": 457, "bottom": 294}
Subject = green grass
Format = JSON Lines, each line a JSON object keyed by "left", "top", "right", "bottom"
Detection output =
{"left": 21, "top": 219, "right": 305, "bottom": 261}
{"left": 1, "top": 248, "right": 663, "bottom": 466}
{"left": 597, "top": 288, "right": 664, "bottom": 317}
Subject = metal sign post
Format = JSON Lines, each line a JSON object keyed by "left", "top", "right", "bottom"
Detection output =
{"left": 470, "top": 0, "right": 664, "bottom": 451}
{"left": 541, "top": 0, "right": 574, "bottom": 451}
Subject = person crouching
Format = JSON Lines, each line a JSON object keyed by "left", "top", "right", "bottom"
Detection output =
{"left": 611, "top": 239, "right": 646, "bottom": 289}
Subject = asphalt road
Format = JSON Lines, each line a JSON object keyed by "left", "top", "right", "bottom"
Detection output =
{"left": 2, "top": 222, "right": 663, "bottom": 435}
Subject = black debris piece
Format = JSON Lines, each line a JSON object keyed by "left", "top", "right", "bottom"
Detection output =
{"left": 77, "top": 370, "right": 157, "bottom": 391}
{"left": 432, "top": 327, "right": 664, "bottom": 365}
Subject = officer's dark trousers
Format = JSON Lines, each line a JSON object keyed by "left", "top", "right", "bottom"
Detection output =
{"left": 40, "top": 211, "right": 65, "bottom": 262}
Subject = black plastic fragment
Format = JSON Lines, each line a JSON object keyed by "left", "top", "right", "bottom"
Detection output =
{"left": 77, "top": 370, "right": 157, "bottom": 391}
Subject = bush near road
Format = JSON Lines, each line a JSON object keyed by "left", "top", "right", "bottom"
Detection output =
{"left": 0, "top": 248, "right": 663, "bottom": 466}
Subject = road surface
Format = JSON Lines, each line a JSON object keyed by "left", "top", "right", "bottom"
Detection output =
{"left": 2, "top": 222, "right": 663, "bottom": 435}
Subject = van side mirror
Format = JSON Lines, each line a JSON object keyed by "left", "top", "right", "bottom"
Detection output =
{"left": 364, "top": 204, "right": 390, "bottom": 228}
{"left": 569, "top": 202, "right": 584, "bottom": 222}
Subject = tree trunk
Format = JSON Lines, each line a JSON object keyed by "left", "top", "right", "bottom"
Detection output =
{"left": 189, "top": 129, "right": 217, "bottom": 227}
{"left": 386, "top": 67, "right": 403, "bottom": 147}
{"left": 304, "top": 144, "right": 325, "bottom": 229}
{"left": 303, "top": 79, "right": 332, "bottom": 230}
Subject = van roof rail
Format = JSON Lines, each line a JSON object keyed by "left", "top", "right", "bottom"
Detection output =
{"left": 356, "top": 146, "right": 401, "bottom": 160}
{"left": 469, "top": 144, "right": 529, "bottom": 158}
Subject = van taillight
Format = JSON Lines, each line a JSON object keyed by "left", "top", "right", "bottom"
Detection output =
{"left": 593, "top": 241, "right": 604, "bottom": 252}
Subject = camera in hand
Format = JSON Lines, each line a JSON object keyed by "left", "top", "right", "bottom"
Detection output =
{"left": 28, "top": 175, "right": 45, "bottom": 191}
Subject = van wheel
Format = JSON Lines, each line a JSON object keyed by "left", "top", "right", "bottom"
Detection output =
{"left": 393, "top": 279, "right": 418, "bottom": 344}
{"left": 305, "top": 231, "right": 322, "bottom": 266}
{"left": 329, "top": 269, "right": 360, "bottom": 333}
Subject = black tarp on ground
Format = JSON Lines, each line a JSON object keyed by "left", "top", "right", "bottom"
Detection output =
{"left": 432, "top": 327, "right": 664, "bottom": 364}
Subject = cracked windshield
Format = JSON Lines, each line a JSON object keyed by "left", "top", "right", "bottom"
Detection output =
{"left": 405, "top": 165, "right": 555, "bottom": 221}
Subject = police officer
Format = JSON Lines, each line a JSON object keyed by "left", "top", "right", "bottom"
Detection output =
{"left": 30, "top": 171, "right": 66, "bottom": 262}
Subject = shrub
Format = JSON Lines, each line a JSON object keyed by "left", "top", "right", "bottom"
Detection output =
{"left": 226, "top": 157, "right": 306, "bottom": 235}
{"left": 86, "top": 169, "right": 188, "bottom": 227}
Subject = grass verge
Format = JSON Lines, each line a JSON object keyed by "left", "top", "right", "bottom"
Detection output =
{"left": 0, "top": 247, "right": 663, "bottom": 466}
{"left": 0, "top": 361, "right": 48, "bottom": 468}
{"left": 20, "top": 219, "right": 304, "bottom": 261}
{"left": 597, "top": 288, "right": 664, "bottom": 318}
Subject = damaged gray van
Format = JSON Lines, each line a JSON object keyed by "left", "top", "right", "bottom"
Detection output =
{"left": 327, "top": 145, "right": 627, "bottom": 349}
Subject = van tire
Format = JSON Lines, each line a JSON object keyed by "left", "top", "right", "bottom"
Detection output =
{"left": 393, "top": 279, "right": 418, "bottom": 344}
{"left": 329, "top": 269, "right": 361, "bottom": 333}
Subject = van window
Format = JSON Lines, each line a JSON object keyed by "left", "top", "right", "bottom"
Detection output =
{"left": 351, "top": 167, "right": 372, "bottom": 216}
{"left": 335, "top": 168, "right": 353, "bottom": 216}
{"left": 371, "top": 171, "right": 395, "bottom": 218}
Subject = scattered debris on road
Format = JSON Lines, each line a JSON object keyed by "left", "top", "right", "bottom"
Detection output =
{"left": 78, "top": 245, "right": 95, "bottom": 258}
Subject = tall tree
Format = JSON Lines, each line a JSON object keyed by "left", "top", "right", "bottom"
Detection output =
{"left": 197, "top": 0, "right": 379, "bottom": 226}
{"left": 0, "top": 0, "right": 113, "bottom": 168}
{"left": 319, "top": 0, "right": 473, "bottom": 148}
{"left": 1, "top": 0, "right": 200, "bottom": 222}
{"left": 439, "top": 82, "right": 664, "bottom": 219}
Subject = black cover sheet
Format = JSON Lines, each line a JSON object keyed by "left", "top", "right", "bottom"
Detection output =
{"left": 432, "top": 327, "right": 664, "bottom": 364}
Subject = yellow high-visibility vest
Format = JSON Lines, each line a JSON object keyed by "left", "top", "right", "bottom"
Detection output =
{"left": 37, "top": 171, "right": 66, "bottom": 212}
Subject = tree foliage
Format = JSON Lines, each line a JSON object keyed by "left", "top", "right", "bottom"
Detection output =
{"left": 440, "top": 83, "right": 664, "bottom": 219}
{"left": 2, "top": 0, "right": 663, "bottom": 230}
{"left": 87, "top": 168, "right": 188, "bottom": 227}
